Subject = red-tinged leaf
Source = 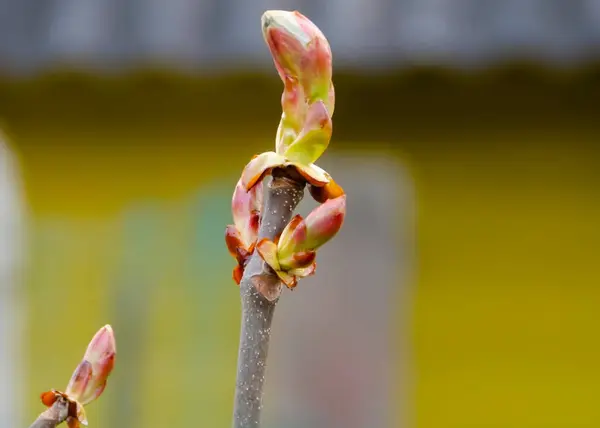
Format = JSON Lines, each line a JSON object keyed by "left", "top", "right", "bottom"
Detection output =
{"left": 275, "top": 270, "right": 298, "bottom": 289}
{"left": 292, "top": 250, "right": 316, "bottom": 268}
{"left": 256, "top": 238, "right": 281, "bottom": 272}
{"left": 277, "top": 219, "right": 308, "bottom": 268}
{"left": 241, "top": 152, "right": 286, "bottom": 190}
{"left": 72, "top": 400, "right": 88, "bottom": 426}
{"left": 308, "top": 178, "right": 344, "bottom": 203}
{"left": 234, "top": 247, "right": 250, "bottom": 266}
{"left": 225, "top": 225, "right": 244, "bottom": 258}
{"left": 302, "top": 36, "right": 333, "bottom": 103}
{"left": 292, "top": 162, "right": 330, "bottom": 186}
{"left": 277, "top": 214, "right": 303, "bottom": 253}
{"left": 233, "top": 266, "right": 244, "bottom": 285}
{"left": 87, "top": 381, "right": 106, "bottom": 408}
{"left": 275, "top": 117, "right": 298, "bottom": 157}
{"left": 76, "top": 325, "right": 116, "bottom": 405}
{"left": 65, "top": 361, "right": 92, "bottom": 401}
{"left": 326, "top": 82, "right": 335, "bottom": 117}
{"left": 290, "top": 261, "right": 317, "bottom": 278}
{"left": 67, "top": 417, "right": 80, "bottom": 428}
{"left": 248, "top": 213, "right": 261, "bottom": 242}
{"left": 231, "top": 179, "right": 263, "bottom": 248}
{"left": 279, "top": 77, "right": 307, "bottom": 135}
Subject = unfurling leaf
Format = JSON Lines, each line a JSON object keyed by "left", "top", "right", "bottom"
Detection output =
{"left": 240, "top": 151, "right": 331, "bottom": 192}
{"left": 225, "top": 179, "right": 264, "bottom": 285}
{"left": 240, "top": 151, "right": 286, "bottom": 190}
{"left": 254, "top": 195, "right": 346, "bottom": 291}
{"left": 284, "top": 100, "right": 332, "bottom": 165}
{"left": 40, "top": 325, "right": 116, "bottom": 427}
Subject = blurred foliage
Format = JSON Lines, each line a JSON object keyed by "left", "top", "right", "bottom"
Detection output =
{"left": 3, "top": 66, "right": 599, "bottom": 427}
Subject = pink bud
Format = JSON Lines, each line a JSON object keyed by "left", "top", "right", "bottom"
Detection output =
{"left": 303, "top": 194, "right": 346, "bottom": 250}
{"left": 262, "top": 10, "right": 332, "bottom": 105}
{"left": 231, "top": 178, "right": 263, "bottom": 248}
{"left": 277, "top": 195, "right": 346, "bottom": 267}
{"left": 66, "top": 325, "right": 116, "bottom": 406}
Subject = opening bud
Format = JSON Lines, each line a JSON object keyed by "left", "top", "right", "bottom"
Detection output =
{"left": 262, "top": 10, "right": 332, "bottom": 104}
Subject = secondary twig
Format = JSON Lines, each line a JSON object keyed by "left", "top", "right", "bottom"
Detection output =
{"left": 28, "top": 398, "right": 70, "bottom": 428}
{"left": 232, "top": 167, "right": 305, "bottom": 428}
{"left": 26, "top": 325, "right": 116, "bottom": 428}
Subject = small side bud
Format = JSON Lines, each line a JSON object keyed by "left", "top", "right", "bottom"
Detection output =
{"left": 302, "top": 194, "right": 346, "bottom": 250}
{"left": 277, "top": 194, "right": 346, "bottom": 267}
{"left": 40, "top": 325, "right": 116, "bottom": 427}
{"left": 72, "top": 325, "right": 116, "bottom": 406}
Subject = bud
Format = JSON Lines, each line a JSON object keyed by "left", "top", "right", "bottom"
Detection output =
{"left": 253, "top": 197, "right": 345, "bottom": 296}
{"left": 41, "top": 325, "right": 116, "bottom": 427}
{"left": 231, "top": 178, "right": 263, "bottom": 249}
{"left": 66, "top": 325, "right": 116, "bottom": 406}
{"left": 277, "top": 194, "right": 346, "bottom": 266}
{"left": 261, "top": 10, "right": 333, "bottom": 108}
{"left": 302, "top": 194, "right": 346, "bottom": 249}
{"left": 255, "top": 238, "right": 304, "bottom": 293}
{"left": 284, "top": 100, "right": 332, "bottom": 165}
{"left": 225, "top": 179, "right": 263, "bottom": 286}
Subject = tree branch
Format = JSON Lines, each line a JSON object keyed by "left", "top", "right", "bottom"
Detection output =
{"left": 28, "top": 398, "right": 70, "bottom": 428}
{"left": 232, "top": 167, "right": 305, "bottom": 428}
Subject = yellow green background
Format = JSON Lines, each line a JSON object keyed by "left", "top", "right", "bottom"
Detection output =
{"left": 3, "top": 69, "right": 600, "bottom": 427}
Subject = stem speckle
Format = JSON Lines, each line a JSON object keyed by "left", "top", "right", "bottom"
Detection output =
{"left": 232, "top": 170, "right": 306, "bottom": 428}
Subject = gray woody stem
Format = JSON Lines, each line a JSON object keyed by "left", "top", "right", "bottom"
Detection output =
{"left": 28, "top": 398, "right": 70, "bottom": 428}
{"left": 232, "top": 167, "right": 305, "bottom": 428}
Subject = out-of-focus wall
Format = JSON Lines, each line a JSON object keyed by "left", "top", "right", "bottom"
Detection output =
{"left": 0, "top": 2, "right": 599, "bottom": 428}
{"left": 0, "top": 0, "right": 599, "bottom": 74}
{"left": 263, "top": 155, "right": 414, "bottom": 428}
{"left": 14, "top": 137, "right": 411, "bottom": 428}
{"left": 0, "top": 136, "right": 25, "bottom": 428}
{"left": 7, "top": 73, "right": 599, "bottom": 427}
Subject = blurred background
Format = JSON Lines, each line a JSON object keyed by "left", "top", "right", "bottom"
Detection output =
{"left": 1, "top": 1, "right": 599, "bottom": 427}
